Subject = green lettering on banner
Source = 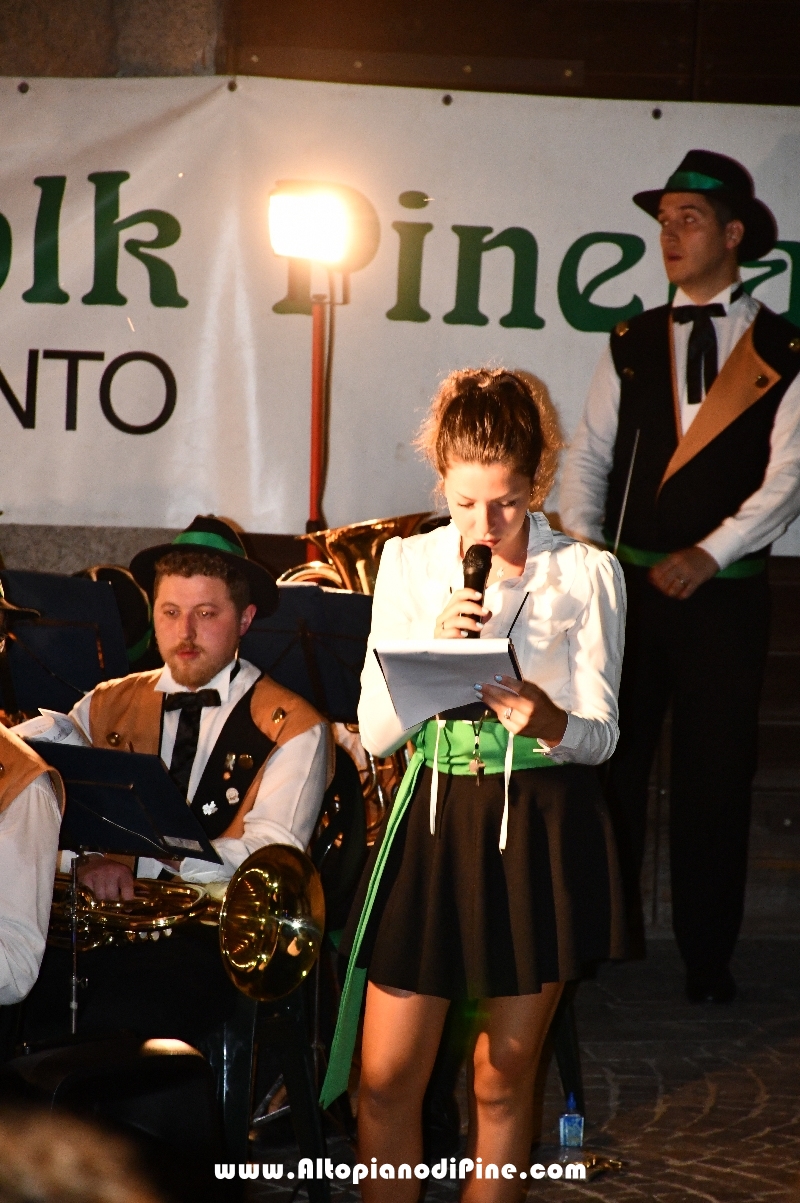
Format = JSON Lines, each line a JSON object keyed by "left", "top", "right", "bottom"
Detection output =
{"left": 0, "top": 214, "right": 10, "bottom": 292}
{"left": 386, "top": 221, "right": 433, "bottom": 321}
{"left": 82, "top": 172, "right": 188, "bottom": 308}
{"left": 558, "top": 232, "right": 646, "bottom": 332}
{"left": 22, "top": 176, "right": 69, "bottom": 304}
{"left": 742, "top": 242, "right": 800, "bottom": 326}
{"left": 443, "top": 226, "right": 545, "bottom": 328}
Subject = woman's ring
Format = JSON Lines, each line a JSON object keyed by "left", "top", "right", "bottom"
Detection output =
{"left": 504, "top": 707, "right": 513, "bottom": 720}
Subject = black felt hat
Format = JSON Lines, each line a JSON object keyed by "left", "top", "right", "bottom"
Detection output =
{"left": 129, "top": 515, "right": 278, "bottom": 618}
{"left": 633, "top": 149, "right": 777, "bottom": 262}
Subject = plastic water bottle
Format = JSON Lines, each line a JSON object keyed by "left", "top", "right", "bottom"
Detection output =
{"left": 558, "top": 1093, "right": 584, "bottom": 1147}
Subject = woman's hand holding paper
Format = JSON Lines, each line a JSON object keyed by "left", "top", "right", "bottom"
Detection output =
{"left": 434, "top": 588, "right": 489, "bottom": 638}
{"left": 476, "top": 674, "right": 568, "bottom": 747}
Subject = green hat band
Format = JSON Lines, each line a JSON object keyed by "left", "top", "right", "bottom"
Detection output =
{"left": 664, "top": 170, "right": 726, "bottom": 193}
{"left": 172, "top": 530, "right": 246, "bottom": 557}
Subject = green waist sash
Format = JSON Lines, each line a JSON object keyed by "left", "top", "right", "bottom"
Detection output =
{"left": 612, "top": 540, "right": 766, "bottom": 580}
{"left": 319, "top": 718, "right": 555, "bottom": 1109}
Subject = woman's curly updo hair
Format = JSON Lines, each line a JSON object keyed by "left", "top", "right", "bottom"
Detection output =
{"left": 415, "top": 367, "right": 560, "bottom": 509}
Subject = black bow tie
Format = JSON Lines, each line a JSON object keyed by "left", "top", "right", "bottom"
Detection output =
{"left": 164, "top": 689, "right": 221, "bottom": 798}
{"left": 163, "top": 689, "right": 221, "bottom": 712}
{"left": 671, "top": 303, "right": 726, "bottom": 406}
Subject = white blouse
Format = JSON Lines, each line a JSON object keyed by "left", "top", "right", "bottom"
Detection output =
{"left": 357, "top": 512, "right": 626, "bottom": 766}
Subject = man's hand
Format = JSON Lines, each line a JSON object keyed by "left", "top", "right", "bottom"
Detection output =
{"left": 476, "top": 676, "right": 568, "bottom": 747}
{"left": 648, "top": 546, "right": 719, "bottom": 600}
{"left": 77, "top": 857, "right": 135, "bottom": 901}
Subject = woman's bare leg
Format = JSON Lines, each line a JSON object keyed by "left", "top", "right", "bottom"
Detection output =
{"left": 462, "top": 984, "right": 564, "bottom": 1203}
{"left": 358, "top": 983, "right": 450, "bottom": 1203}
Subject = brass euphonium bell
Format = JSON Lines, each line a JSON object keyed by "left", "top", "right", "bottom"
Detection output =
{"left": 278, "top": 512, "right": 432, "bottom": 593}
{"left": 219, "top": 844, "right": 325, "bottom": 1001}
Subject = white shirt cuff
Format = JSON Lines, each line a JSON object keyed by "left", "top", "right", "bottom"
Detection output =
{"left": 536, "top": 712, "right": 580, "bottom": 758}
{"left": 697, "top": 529, "right": 740, "bottom": 572}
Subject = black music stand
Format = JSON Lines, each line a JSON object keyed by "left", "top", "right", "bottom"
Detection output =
{"left": 0, "top": 570, "right": 128, "bottom": 714}
{"left": 29, "top": 741, "right": 222, "bottom": 864}
{"left": 240, "top": 583, "right": 371, "bottom": 722}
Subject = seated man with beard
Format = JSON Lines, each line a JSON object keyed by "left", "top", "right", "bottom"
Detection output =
{"left": 22, "top": 516, "right": 332, "bottom": 1047}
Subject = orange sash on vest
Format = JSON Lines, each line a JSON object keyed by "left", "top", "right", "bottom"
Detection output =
{"left": 661, "top": 321, "right": 782, "bottom": 489}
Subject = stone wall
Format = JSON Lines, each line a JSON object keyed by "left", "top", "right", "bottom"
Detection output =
{"left": 0, "top": 0, "right": 225, "bottom": 79}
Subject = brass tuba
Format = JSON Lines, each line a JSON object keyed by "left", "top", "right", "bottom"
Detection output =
{"left": 278, "top": 512, "right": 432, "bottom": 593}
{"left": 49, "top": 846, "right": 325, "bottom": 1003}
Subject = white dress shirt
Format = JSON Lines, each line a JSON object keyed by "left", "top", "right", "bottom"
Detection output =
{"left": 358, "top": 513, "right": 626, "bottom": 766}
{"left": 62, "top": 658, "right": 330, "bottom": 883}
{"left": 0, "top": 774, "right": 61, "bottom": 1005}
{"left": 559, "top": 284, "right": 800, "bottom": 569}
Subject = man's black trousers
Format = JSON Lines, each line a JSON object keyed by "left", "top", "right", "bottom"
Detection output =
{"left": 606, "top": 565, "right": 770, "bottom": 972}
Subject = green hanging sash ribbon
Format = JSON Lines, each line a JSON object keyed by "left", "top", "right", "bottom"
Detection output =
{"left": 319, "top": 717, "right": 556, "bottom": 1109}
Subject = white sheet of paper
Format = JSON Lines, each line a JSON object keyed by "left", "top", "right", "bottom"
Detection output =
{"left": 374, "top": 638, "right": 522, "bottom": 730}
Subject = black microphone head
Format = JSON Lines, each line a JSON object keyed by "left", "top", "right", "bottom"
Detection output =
{"left": 463, "top": 543, "right": 492, "bottom": 591}
{"left": 462, "top": 543, "right": 492, "bottom": 639}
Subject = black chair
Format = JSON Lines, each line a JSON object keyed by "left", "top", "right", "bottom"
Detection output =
{"left": 207, "top": 743, "right": 367, "bottom": 1194}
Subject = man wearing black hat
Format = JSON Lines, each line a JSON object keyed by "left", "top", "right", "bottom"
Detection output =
{"left": 23, "top": 516, "right": 332, "bottom": 1044}
{"left": 561, "top": 151, "right": 800, "bottom": 1003}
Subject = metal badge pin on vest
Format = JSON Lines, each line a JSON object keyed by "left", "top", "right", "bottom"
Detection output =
{"left": 238, "top": 753, "right": 253, "bottom": 770}
{"left": 223, "top": 752, "right": 236, "bottom": 779}
{"left": 226, "top": 787, "right": 240, "bottom": 805}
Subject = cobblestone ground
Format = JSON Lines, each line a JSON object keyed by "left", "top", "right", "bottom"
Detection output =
{"left": 247, "top": 938, "right": 800, "bottom": 1202}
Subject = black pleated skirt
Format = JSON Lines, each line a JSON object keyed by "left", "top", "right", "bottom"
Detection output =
{"left": 343, "top": 763, "right": 627, "bottom": 999}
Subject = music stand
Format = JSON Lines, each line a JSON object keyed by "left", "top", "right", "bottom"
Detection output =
{"left": 29, "top": 740, "right": 222, "bottom": 1036}
{"left": 241, "top": 583, "right": 371, "bottom": 723}
{"left": 0, "top": 570, "right": 129, "bottom": 714}
{"left": 29, "top": 742, "right": 222, "bottom": 865}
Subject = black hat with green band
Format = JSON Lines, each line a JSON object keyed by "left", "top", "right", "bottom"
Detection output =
{"left": 129, "top": 515, "right": 279, "bottom": 618}
{"left": 633, "top": 149, "right": 777, "bottom": 262}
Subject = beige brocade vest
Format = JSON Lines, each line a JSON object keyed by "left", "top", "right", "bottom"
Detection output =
{"left": 87, "top": 669, "right": 329, "bottom": 840}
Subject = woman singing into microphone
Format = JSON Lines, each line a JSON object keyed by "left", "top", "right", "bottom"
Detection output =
{"left": 322, "top": 368, "right": 626, "bottom": 1198}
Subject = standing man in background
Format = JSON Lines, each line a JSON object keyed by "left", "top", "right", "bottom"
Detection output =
{"left": 560, "top": 150, "right": 800, "bottom": 1003}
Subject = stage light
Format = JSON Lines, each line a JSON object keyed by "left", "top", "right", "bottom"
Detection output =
{"left": 268, "top": 182, "right": 357, "bottom": 549}
{"left": 268, "top": 188, "right": 350, "bottom": 264}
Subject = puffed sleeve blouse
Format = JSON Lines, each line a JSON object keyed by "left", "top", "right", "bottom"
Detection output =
{"left": 357, "top": 511, "right": 627, "bottom": 764}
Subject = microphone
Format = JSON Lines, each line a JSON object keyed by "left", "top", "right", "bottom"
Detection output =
{"left": 462, "top": 543, "right": 493, "bottom": 639}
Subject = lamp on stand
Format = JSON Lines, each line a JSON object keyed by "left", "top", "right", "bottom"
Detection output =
{"left": 268, "top": 185, "right": 351, "bottom": 558}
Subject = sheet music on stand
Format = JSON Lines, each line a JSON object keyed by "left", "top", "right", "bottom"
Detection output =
{"left": 29, "top": 741, "right": 222, "bottom": 864}
{"left": 374, "top": 638, "right": 523, "bottom": 730}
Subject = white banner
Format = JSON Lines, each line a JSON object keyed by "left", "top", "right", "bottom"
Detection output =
{"left": 1, "top": 77, "right": 799, "bottom": 549}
